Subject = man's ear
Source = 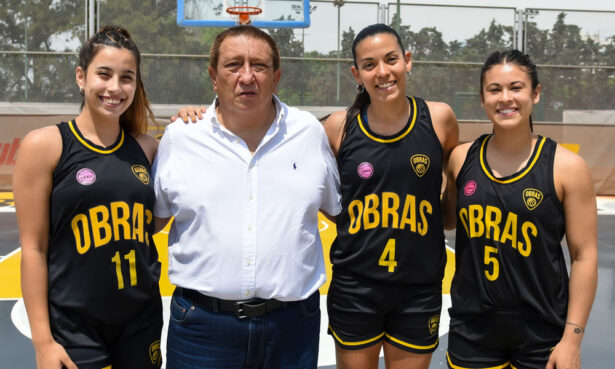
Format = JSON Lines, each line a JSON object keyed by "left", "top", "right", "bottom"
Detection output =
{"left": 208, "top": 66, "right": 218, "bottom": 93}
{"left": 273, "top": 69, "right": 282, "bottom": 93}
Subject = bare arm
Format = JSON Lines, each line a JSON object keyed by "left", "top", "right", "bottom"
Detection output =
{"left": 426, "top": 101, "right": 460, "bottom": 229}
{"left": 322, "top": 110, "right": 346, "bottom": 157}
{"left": 546, "top": 146, "right": 598, "bottom": 369}
{"left": 14, "top": 126, "right": 77, "bottom": 369}
{"left": 443, "top": 143, "right": 471, "bottom": 230}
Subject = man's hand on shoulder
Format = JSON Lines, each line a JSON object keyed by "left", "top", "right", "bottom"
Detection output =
{"left": 171, "top": 105, "right": 207, "bottom": 123}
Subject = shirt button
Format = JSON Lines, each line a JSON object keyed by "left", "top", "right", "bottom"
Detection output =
{"left": 248, "top": 226, "right": 253, "bottom": 231}
{"left": 245, "top": 291, "right": 251, "bottom": 296}
{"left": 249, "top": 195, "right": 254, "bottom": 200}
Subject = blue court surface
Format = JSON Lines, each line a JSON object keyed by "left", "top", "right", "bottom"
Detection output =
{"left": 1, "top": 197, "right": 613, "bottom": 368}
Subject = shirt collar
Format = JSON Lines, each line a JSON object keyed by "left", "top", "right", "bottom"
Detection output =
{"left": 208, "top": 95, "right": 284, "bottom": 130}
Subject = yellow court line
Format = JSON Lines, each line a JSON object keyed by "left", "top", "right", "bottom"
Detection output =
{"left": 561, "top": 143, "right": 580, "bottom": 154}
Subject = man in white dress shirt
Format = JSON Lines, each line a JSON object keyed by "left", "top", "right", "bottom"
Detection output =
{"left": 153, "top": 25, "right": 341, "bottom": 369}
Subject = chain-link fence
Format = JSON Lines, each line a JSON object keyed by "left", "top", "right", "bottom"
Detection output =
{"left": 1, "top": 1, "right": 614, "bottom": 122}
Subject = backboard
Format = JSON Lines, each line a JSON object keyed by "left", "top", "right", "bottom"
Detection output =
{"left": 177, "top": 0, "right": 311, "bottom": 28}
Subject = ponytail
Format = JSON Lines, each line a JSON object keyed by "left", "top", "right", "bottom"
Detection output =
{"left": 342, "top": 85, "right": 371, "bottom": 142}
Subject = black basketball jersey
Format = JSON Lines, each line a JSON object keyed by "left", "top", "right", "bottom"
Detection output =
{"left": 48, "top": 120, "right": 160, "bottom": 324}
{"left": 451, "top": 134, "right": 567, "bottom": 327}
{"left": 331, "top": 97, "right": 446, "bottom": 284}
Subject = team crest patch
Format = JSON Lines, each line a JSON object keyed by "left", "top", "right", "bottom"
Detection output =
{"left": 76, "top": 168, "right": 96, "bottom": 185}
{"left": 428, "top": 315, "right": 440, "bottom": 335}
{"left": 410, "top": 154, "right": 430, "bottom": 177}
{"left": 523, "top": 188, "right": 543, "bottom": 210}
{"left": 132, "top": 165, "right": 150, "bottom": 185}
{"left": 149, "top": 340, "right": 161, "bottom": 366}
{"left": 357, "top": 162, "right": 374, "bottom": 179}
{"left": 464, "top": 180, "right": 477, "bottom": 196}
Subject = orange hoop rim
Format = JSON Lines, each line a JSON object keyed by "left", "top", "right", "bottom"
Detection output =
{"left": 226, "top": 6, "right": 262, "bottom": 24}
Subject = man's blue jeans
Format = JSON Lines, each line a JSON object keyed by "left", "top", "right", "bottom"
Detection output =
{"left": 166, "top": 289, "right": 320, "bottom": 369}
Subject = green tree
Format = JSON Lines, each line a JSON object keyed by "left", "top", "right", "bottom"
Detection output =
{"left": 0, "top": 0, "right": 83, "bottom": 102}
{"left": 269, "top": 18, "right": 306, "bottom": 104}
{"left": 341, "top": 27, "right": 355, "bottom": 58}
{"left": 524, "top": 21, "right": 549, "bottom": 64}
{"left": 458, "top": 19, "right": 513, "bottom": 62}
{"left": 408, "top": 27, "right": 449, "bottom": 61}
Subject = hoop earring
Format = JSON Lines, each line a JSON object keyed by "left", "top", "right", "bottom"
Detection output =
{"left": 357, "top": 84, "right": 365, "bottom": 93}
{"left": 79, "top": 87, "right": 84, "bottom": 94}
{"left": 407, "top": 71, "right": 412, "bottom": 81}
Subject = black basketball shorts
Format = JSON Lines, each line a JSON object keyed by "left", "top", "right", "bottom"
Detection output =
{"left": 446, "top": 308, "right": 564, "bottom": 369}
{"left": 327, "top": 267, "right": 441, "bottom": 353}
{"left": 49, "top": 297, "right": 163, "bottom": 369}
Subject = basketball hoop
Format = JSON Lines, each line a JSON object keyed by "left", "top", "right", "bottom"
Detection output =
{"left": 226, "top": 6, "right": 262, "bottom": 25}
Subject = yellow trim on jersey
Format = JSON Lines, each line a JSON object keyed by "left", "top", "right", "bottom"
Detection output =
{"left": 446, "top": 351, "right": 510, "bottom": 369}
{"left": 357, "top": 97, "right": 417, "bottom": 143}
{"left": 102, "top": 366, "right": 112, "bottom": 369}
{"left": 69, "top": 120, "right": 124, "bottom": 154}
{"left": 328, "top": 325, "right": 385, "bottom": 346}
{"left": 479, "top": 135, "right": 546, "bottom": 184}
{"left": 384, "top": 333, "right": 438, "bottom": 350}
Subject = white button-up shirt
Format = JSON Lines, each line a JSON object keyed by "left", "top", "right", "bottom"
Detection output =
{"left": 153, "top": 96, "right": 341, "bottom": 301}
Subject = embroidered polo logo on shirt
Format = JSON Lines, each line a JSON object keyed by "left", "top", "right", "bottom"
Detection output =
{"left": 149, "top": 340, "right": 161, "bottom": 366}
{"left": 464, "top": 180, "right": 477, "bottom": 196}
{"left": 428, "top": 315, "right": 440, "bottom": 335}
{"left": 410, "top": 154, "right": 430, "bottom": 177}
{"left": 76, "top": 168, "right": 96, "bottom": 185}
{"left": 357, "top": 162, "right": 374, "bottom": 179}
{"left": 523, "top": 188, "right": 543, "bottom": 211}
{"left": 132, "top": 165, "right": 150, "bottom": 185}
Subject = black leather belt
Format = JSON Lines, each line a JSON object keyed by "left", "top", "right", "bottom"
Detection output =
{"left": 179, "top": 288, "right": 287, "bottom": 319}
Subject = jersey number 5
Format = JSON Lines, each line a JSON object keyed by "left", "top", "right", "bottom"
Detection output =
{"left": 111, "top": 250, "right": 137, "bottom": 289}
{"left": 484, "top": 245, "right": 499, "bottom": 281}
{"left": 379, "top": 239, "right": 398, "bottom": 273}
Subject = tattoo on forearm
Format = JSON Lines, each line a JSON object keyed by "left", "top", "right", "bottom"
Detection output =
{"left": 566, "top": 321, "right": 585, "bottom": 334}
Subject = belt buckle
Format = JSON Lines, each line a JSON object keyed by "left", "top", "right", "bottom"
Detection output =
{"left": 235, "top": 302, "right": 248, "bottom": 319}
{"left": 234, "top": 300, "right": 254, "bottom": 319}
{"left": 234, "top": 299, "right": 267, "bottom": 319}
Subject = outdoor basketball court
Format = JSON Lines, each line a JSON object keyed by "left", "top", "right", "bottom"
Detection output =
{"left": 1, "top": 0, "right": 614, "bottom": 367}
{"left": 1, "top": 194, "right": 614, "bottom": 368}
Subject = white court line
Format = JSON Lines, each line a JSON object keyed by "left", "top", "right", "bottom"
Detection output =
{"left": 0, "top": 207, "right": 15, "bottom": 213}
{"left": 0, "top": 247, "right": 20, "bottom": 263}
{"left": 597, "top": 197, "right": 615, "bottom": 215}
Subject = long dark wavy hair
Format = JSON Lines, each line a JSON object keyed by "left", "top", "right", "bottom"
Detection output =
{"left": 343, "top": 24, "right": 406, "bottom": 140}
{"left": 480, "top": 49, "right": 540, "bottom": 131}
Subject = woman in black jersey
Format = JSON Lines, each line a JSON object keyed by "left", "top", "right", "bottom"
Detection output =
{"left": 14, "top": 26, "right": 162, "bottom": 369}
{"left": 445, "top": 50, "right": 598, "bottom": 369}
{"left": 322, "top": 24, "right": 459, "bottom": 369}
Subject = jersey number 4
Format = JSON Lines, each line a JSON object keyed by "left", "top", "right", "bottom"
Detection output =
{"left": 111, "top": 250, "right": 137, "bottom": 290}
{"left": 379, "top": 239, "right": 398, "bottom": 273}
